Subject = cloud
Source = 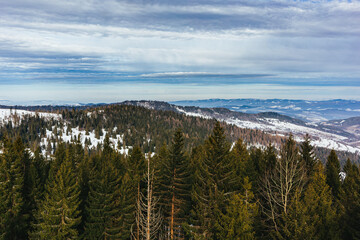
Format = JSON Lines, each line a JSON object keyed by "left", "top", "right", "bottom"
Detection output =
{"left": 0, "top": 0, "right": 359, "bottom": 101}
{"left": 138, "top": 72, "right": 273, "bottom": 78}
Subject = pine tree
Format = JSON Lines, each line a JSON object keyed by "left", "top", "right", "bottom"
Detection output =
{"left": 283, "top": 163, "right": 339, "bottom": 240}
{"left": 0, "top": 136, "right": 30, "bottom": 239}
{"left": 85, "top": 157, "right": 122, "bottom": 239}
{"left": 28, "top": 147, "right": 49, "bottom": 236}
{"left": 127, "top": 146, "right": 146, "bottom": 240}
{"left": 30, "top": 147, "right": 48, "bottom": 207}
{"left": 31, "top": 147, "right": 81, "bottom": 239}
{"left": 248, "top": 147, "right": 264, "bottom": 191}
{"left": 84, "top": 135, "right": 123, "bottom": 239}
{"left": 230, "top": 139, "right": 249, "bottom": 191}
{"left": 159, "top": 129, "right": 190, "bottom": 239}
{"left": 186, "top": 145, "right": 205, "bottom": 238}
{"left": 264, "top": 143, "right": 277, "bottom": 171}
{"left": 340, "top": 159, "right": 360, "bottom": 239}
{"left": 326, "top": 150, "right": 341, "bottom": 198}
{"left": 300, "top": 134, "right": 317, "bottom": 177}
{"left": 220, "top": 177, "right": 258, "bottom": 240}
{"left": 192, "top": 122, "right": 233, "bottom": 239}
{"left": 119, "top": 172, "right": 137, "bottom": 240}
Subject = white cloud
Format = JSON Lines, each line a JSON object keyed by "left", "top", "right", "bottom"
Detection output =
{"left": 0, "top": 0, "right": 359, "bottom": 101}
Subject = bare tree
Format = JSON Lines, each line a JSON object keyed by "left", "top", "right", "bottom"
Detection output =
{"left": 261, "top": 135, "right": 306, "bottom": 234}
{"left": 132, "top": 155, "right": 163, "bottom": 240}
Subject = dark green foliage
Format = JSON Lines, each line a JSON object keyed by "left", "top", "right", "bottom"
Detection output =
{"left": 326, "top": 150, "right": 341, "bottom": 198}
{"left": 125, "top": 145, "right": 146, "bottom": 240}
{"left": 84, "top": 135, "right": 125, "bottom": 239}
{"left": 220, "top": 177, "right": 258, "bottom": 240}
{"left": 341, "top": 159, "right": 360, "bottom": 239}
{"left": 191, "top": 122, "right": 234, "bottom": 239}
{"left": 158, "top": 129, "right": 191, "bottom": 239}
{"left": 31, "top": 146, "right": 81, "bottom": 239}
{"left": 1, "top": 106, "right": 360, "bottom": 240}
{"left": 230, "top": 139, "right": 249, "bottom": 190}
{"left": 264, "top": 143, "right": 277, "bottom": 171}
{"left": 0, "top": 136, "right": 30, "bottom": 239}
{"left": 85, "top": 158, "right": 122, "bottom": 239}
{"left": 248, "top": 147, "right": 264, "bottom": 190}
{"left": 301, "top": 134, "right": 317, "bottom": 177}
{"left": 283, "top": 163, "right": 339, "bottom": 240}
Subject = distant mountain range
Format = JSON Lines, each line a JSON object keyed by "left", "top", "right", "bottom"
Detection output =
{"left": 1, "top": 99, "right": 360, "bottom": 155}
{"left": 170, "top": 99, "right": 360, "bottom": 122}
{"left": 122, "top": 100, "right": 360, "bottom": 154}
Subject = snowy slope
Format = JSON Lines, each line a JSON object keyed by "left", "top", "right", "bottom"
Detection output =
{"left": 171, "top": 99, "right": 360, "bottom": 122}
{"left": 41, "top": 125, "right": 131, "bottom": 156}
{"left": 123, "top": 101, "right": 360, "bottom": 154}
{"left": 226, "top": 117, "right": 359, "bottom": 154}
{"left": 0, "top": 108, "right": 132, "bottom": 156}
{"left": 0, "top": 109, "right": 61, "bottom": 125}
{"left": 1, "top": 104, "right": 360, "bottom": 155}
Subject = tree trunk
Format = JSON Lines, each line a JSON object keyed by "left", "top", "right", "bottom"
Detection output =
{"left": 170, "top": 193, "right": 175, "bottom": 240}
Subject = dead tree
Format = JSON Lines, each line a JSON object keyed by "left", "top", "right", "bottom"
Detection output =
{"left": 261, "top": 135, "right": 306, "bottom": 234}
{"left": 132, "top": 155, "right": 163, "bottom": 240}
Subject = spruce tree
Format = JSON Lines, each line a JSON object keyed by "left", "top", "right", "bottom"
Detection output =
{"left": 119, "top": 171, "right": 137, "bottom": 240}
{"left": 85, "top": 157, "right": 123, "bottom": 239}
{"left": 264, "top": 143, "right": 277, "bottom": 171}
{"left": 300, "top": 134, "right": 317, "bottom": 177}
{"left": 28, "top": 147, "right": 49, "bottom": 236}
{"left": 31, "top": 146, "right": 81, "bottom": 239}
{"left": 220, "top": 177, "right": 258, "bottom": 240}
{"left": 159, "top": 129, "right": 190, "bottom": 239}
{"left": 126, "top": 146, "right": 146, "bottom": 240}
{"left": 85, "top": 135, "right": 123, "bottom": 239}
{"left": 248, "top": 147, "right": 264, "bottom": 190}
{"left": 0, "top": 136, "right": 30, "bottom": 239}
{"left": 192, "top": 122, "right": 233, "bottom": 239}
{"left": 340, "top": 159, "right": 360, "bottom": 239}
{"left": 326, "top": 150, "right": 341, "bottom": 198}
{"left": 30, "top": 147, "right": 48, "bottom": 207}
{"left": 284, "top": 163, "right": 339, "bottom": 240}
{"left": 230, "top": 139, "right": 249, "bottom": 190}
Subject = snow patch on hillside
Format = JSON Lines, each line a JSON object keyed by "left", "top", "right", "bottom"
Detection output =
{"left": 177, "top": 109, "right": 360, "bottom": 154}
{"left": 0, "top": 109, "right": 61, "bottom": 125}
{"left": 225, "top": 117, "right": 360, "bottom": 154}
{"left": 40, "top": 125, "right": 131, "bottom": 156}
{"left": 175, "top": 107, "right": 211, "bottom": 119}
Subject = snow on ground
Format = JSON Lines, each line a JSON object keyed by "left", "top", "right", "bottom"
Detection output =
{"left": 223, "top": 117, "right": 360, "bottom": 154}
{"left": 0, "top": 108, "right": 145, "bottom": 156}
{"left": 1, "top": 107, "right": 359, "bottom": 156}
{"left": 174, "top": 108, "right": 360, "bottom": 154}
{"left": 175, "top": 107, "right": 212, "bottom": 119}
{"left": 339, "top": 172, "right": 346, "bottom": 181}
{"left": 0, "top": 108, "right": 61, "bottom": 125}
{"left": 41, "top": 125, "right": 132, "bottom": 156}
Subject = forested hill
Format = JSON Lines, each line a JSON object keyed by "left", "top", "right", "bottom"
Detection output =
{"left": 1, "top": 120, "right": 360, "bottom": 239}
{"left": 0, "top": 103, "right": 358, "bottom": 165}
{"left": 0, "top": 104, "right": 284, "bottom": 154}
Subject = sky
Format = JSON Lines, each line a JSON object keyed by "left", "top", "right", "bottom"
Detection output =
{"left": 0, "top": 0, "right": 360, "bottom": 104}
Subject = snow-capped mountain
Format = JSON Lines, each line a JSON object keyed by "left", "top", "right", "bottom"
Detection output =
{"left": 171, "top": 99, "right": 360, "bottom": 122}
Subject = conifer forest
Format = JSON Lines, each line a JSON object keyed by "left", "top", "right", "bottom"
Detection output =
{"left": 0, "top": 105, "right": 359, "bottom": 240}
{"left": 2, "top": 0, "right": 360, "bottom": 238}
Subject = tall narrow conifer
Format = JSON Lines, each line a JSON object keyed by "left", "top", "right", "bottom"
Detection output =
{"left": 326, "top": 150, "right": 341, "bottom": 198}
{"left": 159, "top": 129, "right": 190, "bottom": 239}
{"left": 31, "top": 147, "right": 81, "bottom": 239}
